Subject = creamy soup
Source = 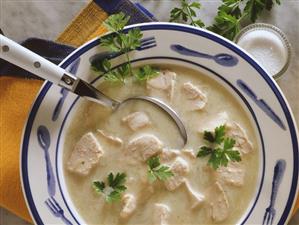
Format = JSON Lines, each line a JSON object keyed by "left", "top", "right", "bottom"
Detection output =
{"left": 63, "top": 65, "right": 259, "bottom": 225}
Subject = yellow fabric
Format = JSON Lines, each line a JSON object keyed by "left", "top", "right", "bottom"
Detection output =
{"left": 0, "top": 1, "right": 108, "bottom": 223}
{"left": 0, "top": 77, "right": 43, "bottom": 223}
{"left": 56, "top": 1, "right": 108, "bottom": 47}
{"left": 0, "top": 0, "right": 298, "bottom": 223}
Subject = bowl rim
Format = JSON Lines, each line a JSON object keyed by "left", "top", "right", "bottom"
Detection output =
{"left": 20, "top": 22, "right": 299, "bottom": 225}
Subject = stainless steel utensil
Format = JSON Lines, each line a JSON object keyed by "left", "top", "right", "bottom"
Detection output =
{"left": 0, "top": 34, "right": 187, "bottom": 145}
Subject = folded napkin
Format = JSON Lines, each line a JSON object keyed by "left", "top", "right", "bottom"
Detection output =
{"left": 0, "top": 0, "right": 298, "bottom": 223}
{"left": 0, "top": 0, "right": 154, "bottom": 223}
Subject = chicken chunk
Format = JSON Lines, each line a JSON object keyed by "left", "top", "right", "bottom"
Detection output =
{"left": 182, "top": 82, "right": 207, "bottom": 110}
{"left": 160, "top": 148, "right": 180, "bottom": 162}
{"left": 67, "top": 132, "right": 103, "bottom": 175}
{"left": 226, "top": 122, "right": 253, "bottom": 154}
{"left": 153, "top": 204, "right": 171, "bottom": 225}
{"left": 122, "top": 112, "right": 151, "bottom": 131}
{"left": 171, "top": 157, "right": 190, "bottom": 175}
{"left": 126, "top": 134, "right": 163, "bottom": 161}
{"left": 96, "top": 129, "right": 123, "bottom": 146}
{"left": 199, "top": 112, "right": 228, "bottom": 133}
{"left": 216, "top": 162, "right": 245, "bottom": 186}
{"left": 181, "top": 149, "right": 196, "bottom": 159}
{"left": 147, "top": 70, "right": 176, "bottom": 101}
{"left": 209, "top": 182, "right": 230, "bottom": 222}
{"left": 120, "top": 194, "right": 137, "bottom": 219}
{"left": 184, "top": 181, "right": 205, "bottom": 209}
{"left": 164, "top": 157, "right": 189, "bottom": 191}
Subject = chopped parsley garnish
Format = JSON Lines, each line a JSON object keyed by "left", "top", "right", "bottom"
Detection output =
{"left": 92, "top": 172, "right": 127, "bottom": 203}
{"left": 91, "top": 12, "right": 158, "bottom": 83}
{"left": 197, "top": 125, "right": 241, "bottom": 170}
{"left": 147, "top": 156, "right": 174, "bottom": 183}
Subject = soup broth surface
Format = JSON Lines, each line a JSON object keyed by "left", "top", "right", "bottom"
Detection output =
{"left": 64, "top": 65, "right": 259, "bottom": 225}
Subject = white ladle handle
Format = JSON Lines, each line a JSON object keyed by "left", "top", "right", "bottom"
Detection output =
{"left": 0, "top": 34, "right": 76, "bottom": 89}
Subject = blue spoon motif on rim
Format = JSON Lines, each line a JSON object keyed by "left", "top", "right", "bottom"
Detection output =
{"left": 170, "top": 44, "right": 239, "bottom": 67}
{"left": 37, "top": 125, "right": 56, "bottom": 196}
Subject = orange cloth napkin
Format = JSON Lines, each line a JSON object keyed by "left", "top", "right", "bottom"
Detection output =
{"left": 0, "top": 0, "right": 298, "bottom": 223}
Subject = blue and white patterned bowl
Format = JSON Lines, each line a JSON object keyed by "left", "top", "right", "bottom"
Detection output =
{"left": 21, "top": 23, "right": 298, "bottom": 225}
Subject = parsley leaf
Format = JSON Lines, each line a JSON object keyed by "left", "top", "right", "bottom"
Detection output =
{"left": 92, "top": 172, "right": 127, "bottom": 203}
{"left": 106, "top": 191, "right": 122, "bottom": 203}
{"left": 244, "top": 0, "right": 266, "bottom": 22}
{"left": 134, "top": 65, "right": 159, "bottom": 81}
{"left": 203, "top": 131, "right": 215, "bottom": 143}
{"left": 103, "top": 12, "right": 129, "bottom": 32}
{"left": 208, "top": 0, "right": 281, "bottom": 40}
{"left": 92, "top": 181, "right": 105, "bottom": 193}
{"left": 203, "top": 125, "right": 225, "bottom": 144}
{"left": 208, "top": 11, "right": 241, "bottom": 41}
{"left": 197, "top": 146, "right": 213, "bottom": 157}
{"left": 107, "top": 172, "right": 127, "bottom": 190}
{"left": 218, "top": 0, "right": 243, "bottom": 18}
{"left": 92, "top": 13, "right": 158, "bottom": 83}
{"left": 170, "top": 0, "right": 205, "bottom": 28}
{"left": 214, "top": 125, "right": 226, "bottom": 144}
{"left": 147, "top": 156, "right": 174, "bottom": 183}
{"left": 197, "top": 125, "right": 241, "bottom": 170}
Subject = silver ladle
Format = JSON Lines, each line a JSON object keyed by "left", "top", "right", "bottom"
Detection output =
{"left": 0, "top": 35, "right": 187, "bottom": 145}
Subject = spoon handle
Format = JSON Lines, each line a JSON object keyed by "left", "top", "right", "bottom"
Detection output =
{"left": 0, "top": 35, "right": 76, "bottom": 89}
{"left": 1, "top": 35, "right": 118, "bottom": 108}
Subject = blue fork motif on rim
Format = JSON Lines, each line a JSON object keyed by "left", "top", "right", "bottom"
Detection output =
{"left": 237, "top": 79, "right": 286, "bottom": 130}
{"left": 89, "top": 36, "right": 156, "bottom": 65}
{"left": 45, "top": 197, "right": 73, "bottom": 225}
{"left": 262, "top": 160, "right": 286, "bottom": 225}
{"left": 38, "top": 125, "right": 73, "bottom": 223}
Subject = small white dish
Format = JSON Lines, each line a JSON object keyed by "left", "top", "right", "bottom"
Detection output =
{"left": 234, "top": 23, "right": 292, "bottom": 80}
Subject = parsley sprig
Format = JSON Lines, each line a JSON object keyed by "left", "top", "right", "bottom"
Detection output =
{"left": 92, "top": 172, "right": 127, "bottom": 203}
{"left": 170, "top": 0, "right": 205, "bottom": 27}
{"left": 197, "top": 125, "right": 241, "bottom": 170}
{"left": 209, "top": 0, "right": 281, "bottom": 40}
{"left": 169, "top": 0, "right": 281, "bottom": 40}
{"left": 147, "top": 156, "right": 174, "bottom": 183}
{"left": 91, "top": 13, "right": 158, "bottom": 83}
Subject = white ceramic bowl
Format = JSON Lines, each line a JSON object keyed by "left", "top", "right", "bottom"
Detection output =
{"left": 21, "top": 23, "right": 298, "bottom": 225}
